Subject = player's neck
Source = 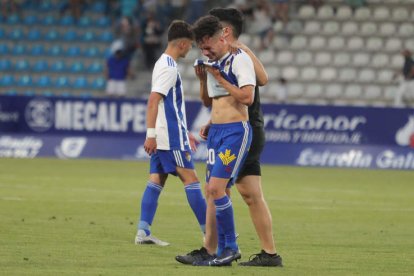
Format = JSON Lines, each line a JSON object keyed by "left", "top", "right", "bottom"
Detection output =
{"left": 164, "top": 47, "right": 179, "bottom": 62}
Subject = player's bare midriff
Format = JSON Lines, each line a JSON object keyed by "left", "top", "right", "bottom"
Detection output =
{"left": 210, "top": 95, "right": 248, "bottom": 124}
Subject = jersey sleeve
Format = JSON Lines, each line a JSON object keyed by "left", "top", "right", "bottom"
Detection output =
{"left": 232, "top": 51, "right": 256, "bottom": 88}
{"left": 151, "top": 66, "right": 177, "bottom": 96}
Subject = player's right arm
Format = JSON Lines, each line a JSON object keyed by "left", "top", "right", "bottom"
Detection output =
{"left": 195, "top": 64, "right": 212, "bottom": 107}
{"left": 144, "top": 92, "right": 163, "bottom": 155}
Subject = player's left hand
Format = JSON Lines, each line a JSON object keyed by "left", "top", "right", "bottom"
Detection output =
{"left": 188, "top": 132, "right": 200, "bottom": 152}
{"left": 144, "top": 138, "right": 157, "bottom": 155}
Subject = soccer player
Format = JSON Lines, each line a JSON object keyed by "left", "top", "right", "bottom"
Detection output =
{"left": 176, "top": 8, "right": 283, "bottom": 267}
{"left": 135, "top": 20, "right": 207, "bottom": 246}
{"left": 187, "top": 15, "right": 255, "bottom": 266}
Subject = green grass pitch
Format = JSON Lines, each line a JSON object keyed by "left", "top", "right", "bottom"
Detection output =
{"left": 1, "top": 158, "right": 413, "bottom": 275}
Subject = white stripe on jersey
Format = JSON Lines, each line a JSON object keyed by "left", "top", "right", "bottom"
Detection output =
{"left": 172, "top": 78, "right": 184, "bottom": 150}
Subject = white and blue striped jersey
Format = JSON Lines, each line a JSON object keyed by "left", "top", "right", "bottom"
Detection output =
{"left": 151, "top": 53, "right": 190, "bottom": 151}
{"left": 206, "top": 49, "right": 256, "bottom": 98}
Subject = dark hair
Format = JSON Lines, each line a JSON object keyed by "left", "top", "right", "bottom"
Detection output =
{"left": 167, "top": 20, "right": 194, "bottom": 42}
{"left": 209, "top": 8, "right": 243, "bottom": 38}
{"left": 192, "top": 15, "right": 223, "bottom": 43}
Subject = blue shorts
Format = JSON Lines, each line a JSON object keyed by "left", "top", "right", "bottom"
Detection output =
{"left": 150, "top": 150, "right": 195, "bottom": 176}
{"left": 206, "top": 121, "right": 252, "bottom": 187}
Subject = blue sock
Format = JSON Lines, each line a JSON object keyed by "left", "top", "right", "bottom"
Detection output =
{"left": 217, "top": 222, "right": 225, "bottom": 256}
{"left": 184, "top": 182, "right": 207, "bottom": 234}
{"left": 214, "top": 195, "right": 238, "bottom": 251}
{"left": 138, "top": 181, "right": 162, "bottom": 235}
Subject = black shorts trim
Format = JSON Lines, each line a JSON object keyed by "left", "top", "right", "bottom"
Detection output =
{"left": 237, "top": 126, "right": 265, "bottom": 178}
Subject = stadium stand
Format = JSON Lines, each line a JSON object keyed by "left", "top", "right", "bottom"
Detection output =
{"left": 175, "top": 0, "right": 414, "bottom": 107}
{"left": 0, "top": 0, "right": 109, "bottom": 98}
{"left": 0, "top": 0, "right": 413, "bottom": 107}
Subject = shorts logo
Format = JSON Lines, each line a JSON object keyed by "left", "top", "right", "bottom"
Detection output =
{"left": 185, "top": 152, "right": 192, "bottom": 162}
{"left": 218, "top": 149, "right": 236, "bottom": 166}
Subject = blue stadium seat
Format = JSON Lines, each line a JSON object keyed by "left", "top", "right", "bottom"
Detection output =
{"left": 78, "top": 16, "right": 91, "bottom": 27}
{"left": 30, "top": 44, "right": 45, "bottom": 56}
{"left": 81, "top": 31, "right": 95, "bottom": 42}
{"left": 44, "top": 29, "right": 59, "bottom": 41}
{"left": 9, "top": 28, "right": 24, "bottom": 40}
{"left": 70, "top": 61, "right": 84, "bottom": 73}
{"left": 104, "top": 48, "right": 112, "bottom": 58}
{"left": 39, "top": 1, "right": 53, "bottom": 12}
{"left": 48, "top": 45, "right": 63, "bottom": 56}
{"left": 42, "top": 91, "right": 54, "bottom": 97}
{"left": 96, "top": 17, "right": 110, "bottom": 28}
{"left": 99, "top": 30, "right": 113, "bottom": 42}
{"left": 55, "top": 76, "right": 71, "bottom": 88}
{"left": 12, "top": 44, "right": 26, "bottom": 55}
{"left": 27, "top": 29, "right": 41, "bottom": 41}
{"left": 0, "top": 60, "right": 12, "bottom": 71}
{"left": 83, "top": 47, "right": 100, "bottom": 58}
{"left": 0, "top": 74, "right": 14, "bottom": 87}
{"left": 36, "top": 75, "right": 51, "bottom": 88}
{"left": 63, "top": 30, "right": 78, "bottom": 41}
{"left": 23, "top": 91, "right": 35, "bottom": 96}
{"left": 88, "top": 61, "right": 103, "bottom": 73}
{"left": 73, "top": 76, "right": 88, "bottom": 89}
{"left": 91, "top": 77, "right": 105, "bottom": 90}
{"left": 51, "top": 60, "right": 66, "bottom": 72}
{"left": 79, "top": 92, "right": 93, "bottom": 98}
{"left": 23, "top": 14, "right": 38, "bottom": 25}
{"left": 91, "top": 2, "right": 105, "bottom": 13}
{"left": 5, "top": 90, "right": 18, "bottom": 96}
{"left": 6, "top": 14, "right": 19, "bottom": 25}
{"left": 66, "top": 46, "right": 81, "bottom": 57}
{"left": 33, "top": 60, "right": 49, "bottom": 72}
{"left": 0, "top": 43, "right": 8, "bottom": 55}
{"left": 60, "top": 91, "right": 72, "bottom": 97}
{"left": 60, "top": 15, "right": 74, "bottom": 26}
{"left": 0, "top": 29, "right": 4, "bottom": 39}
{"left": 17, "top": 75, "right": 32, "bottom": 87}
{"left": 15, "top": 60, "right": 30, "bottom": 72}
{"left": 42, "top": 15, "right": 56, "bottom": 26}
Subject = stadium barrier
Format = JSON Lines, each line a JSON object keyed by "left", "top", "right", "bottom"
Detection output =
{"left": 1, "top": 95, "right": 414, "bottom": 170}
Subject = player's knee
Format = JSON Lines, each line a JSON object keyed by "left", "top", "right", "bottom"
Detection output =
{"left": 205, "top": 184, "right": 222, "bottom": 199}
{"left": 240, "top": 191, "right": 263, "bottom": 206}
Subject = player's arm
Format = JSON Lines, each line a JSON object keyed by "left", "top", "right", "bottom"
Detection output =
{"left": 187, "top": 131, "right": 200, "bottom": 151}
{"left": 195, "top": 64, "right": 212, "bottom": 107}
{"left": 241, "top": 45, "right": 268, "bottom": 86}
{"left": 207, "top": 67, "right": 254, "bottom": 105}
{"left": 144, "top": 92, "right": 163, "bottom": 155}
{"left": 230, "top": 41, "right": 268, "bottom": 86}
{"left": 199, "top": 119, "right": 211, "bottom": 140}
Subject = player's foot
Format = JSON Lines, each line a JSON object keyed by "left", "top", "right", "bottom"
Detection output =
{"left": 134, "top": 230, "right": 169, "bottom": 246}
{"left": 238, "top": 250, "right": 283, "bottom": 267}
{"left": 193, "top": 247, "right": 241, "bottom": 266}
{"left": 175, "top": 247, "right": 215, "bottom": 265}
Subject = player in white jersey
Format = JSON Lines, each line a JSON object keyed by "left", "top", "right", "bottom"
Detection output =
{"left": 135, "top": 20, "right": 207, "bottom": 246}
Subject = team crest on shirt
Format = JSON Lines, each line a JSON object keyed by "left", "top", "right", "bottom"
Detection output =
{"left": 218, "top": 149, "right": 236, "bottom": 166}
{"left": 223, "top": 60, "right": 230, "bottom": 73}
{"left": 185, "top": 152, "right": 192, "bottom": 162}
